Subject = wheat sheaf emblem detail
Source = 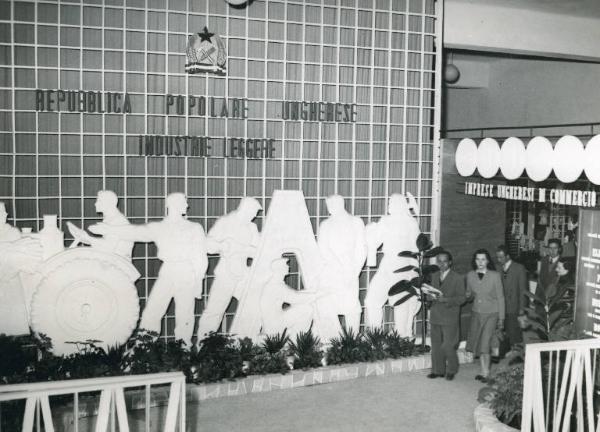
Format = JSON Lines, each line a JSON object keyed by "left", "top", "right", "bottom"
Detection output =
{"left": 185, "top": 26, "right": 226, "bottom": 75}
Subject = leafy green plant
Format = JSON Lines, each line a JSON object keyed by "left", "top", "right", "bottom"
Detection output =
{"left": 383, "top": 330, "right": 417, "bottom": 359}
{"left": 524, "top": 281, "right": 575, "bottom": 342}
{"left": 478, "top": 364, "right": 524, "bottom": 428}
{"left": 190, "top": 332, "right": 244, "bottom": 383}
{"left": 363, "top": 327, "right": 388, "bottom": 361}
{"left": 0, "top": 334, "right": 37, "bottom": 382}
{"left": 248, "top": 350, "right": 290, "bottom": 375}
{"left": 262, "top": 329, "right": 290, "bottom": 355}
{"left": 60, "top": 341, "right": 126, "bottom": 379}
{"left": 121, "top": 330, "right": 181, "bottom": 374}
{"left": 326, "top": 327, "right": 370, "bottom": 365}
{"left": 388, "top": 233, "right": 442, "bottom": 347}
{"left": 288, "top": 327, "right": 323, "bottom": 369}
{"left": 237, "top": 337, "right": 259, "bottom": 362}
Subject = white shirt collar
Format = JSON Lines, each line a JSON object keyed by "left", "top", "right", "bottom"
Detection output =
{"left": 503, "top": 260, "right": 512, "bottom": 271}
{"left": 441, "top": 268, "right": 451, "bottom": 281}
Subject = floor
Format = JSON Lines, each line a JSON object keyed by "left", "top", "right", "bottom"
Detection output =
{"left": 188, "top": 361, "right": 484, "bottom": 432}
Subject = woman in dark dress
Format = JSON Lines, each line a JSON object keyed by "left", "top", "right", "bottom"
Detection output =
{"left": 465, "top": 249, "right": 505, "bottom": 382}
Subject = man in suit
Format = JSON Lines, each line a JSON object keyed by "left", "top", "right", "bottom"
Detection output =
{"left": 427, "top": 250, "right": 466, "bottom": 381}
{"left": 538, "top": 238, "right": 561, "bottom": 299}
{"left": 496, "top": 245, "right": 528, "bottom": 349}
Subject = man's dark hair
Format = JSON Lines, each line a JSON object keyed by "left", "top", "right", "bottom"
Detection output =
{"left": 496, "top": 244, "right": 510, "bottom": 259}
{"left": 437, "top": 249, "right": 453, "bottom": 264}
{"left": 548, "top": 238, "right": 562, "bottom": 247}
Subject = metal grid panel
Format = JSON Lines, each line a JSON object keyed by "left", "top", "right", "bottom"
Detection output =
{"left": 0, "top": 0, "right": 440, "bottom": 341}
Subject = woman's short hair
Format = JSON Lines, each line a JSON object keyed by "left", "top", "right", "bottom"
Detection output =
{"left": 471, "top": 248, "right": 496, "bottom": 271}
{"left": 558, "top": 257, "right": 576, "bottom": 274}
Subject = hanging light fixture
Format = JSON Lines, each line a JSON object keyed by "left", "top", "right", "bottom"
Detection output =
{"left": 444, "top": 52, "right": 460, "bottom": 84}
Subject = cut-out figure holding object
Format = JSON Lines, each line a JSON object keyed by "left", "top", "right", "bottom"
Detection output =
{"left": 90, "top": 193, "right": 207, "bottom": 346}
{"left": 197, "top": 198, "right": 262, "bottom": 338}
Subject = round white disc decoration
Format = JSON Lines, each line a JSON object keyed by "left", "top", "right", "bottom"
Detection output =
{"left": 584, "top": 135, "right": 600, "bottom": 185}
{"left": 455, "top": 138, "right": 478, "bottom": 177}
{"left": 552, "top": 135, "right": 584, "bottom": 183}
{"left": 499, "top": 137, "right": 526, "bottom": 180}
{"left": 525, "top": 136, "right": 553, "bottom": 182}
{"left": 476, "top": 138, "right": 500, "bottom": 178}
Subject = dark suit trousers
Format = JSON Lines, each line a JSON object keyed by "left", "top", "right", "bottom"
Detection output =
{"left": 431, "top": 323, "right": 460, "bottom": 375}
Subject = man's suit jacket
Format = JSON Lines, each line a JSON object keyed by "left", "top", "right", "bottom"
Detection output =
{"left": 430, "top": 270, "right": 466, "bottom": 326}
{"left": 502, "top": 261, "right": 528, "bottom": 315}
{"left": 538, "top": 256, "right": 559, "bottom": 299}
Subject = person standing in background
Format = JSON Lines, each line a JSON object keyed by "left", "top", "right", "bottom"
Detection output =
{"left": 495, "top": 245, "right": 528, "bottom": 350}
{"left": 538, "top": 239, "right": 561, "bottom": 299}
{"left": 466, "top": 249, "right": 505, "bottom": 383}
{"left": 427, "top": 250, "right": 466, "bottom": 381}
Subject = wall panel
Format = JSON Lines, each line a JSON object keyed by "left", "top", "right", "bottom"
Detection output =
{"left": 0, "top": 0, "right": 440, "bottom": 340}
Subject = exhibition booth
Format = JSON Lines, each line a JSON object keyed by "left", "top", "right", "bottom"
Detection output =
{"left": 440, "top": 134, "right": 600, "bottom": 338}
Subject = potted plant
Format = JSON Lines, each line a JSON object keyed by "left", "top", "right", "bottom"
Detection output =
{"left": 387, "top": 233, "right": 442, "bottom": 347}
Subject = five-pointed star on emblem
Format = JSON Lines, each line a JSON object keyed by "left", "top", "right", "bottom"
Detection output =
{"left": 198, "top": 26, "right": 214, "bottom": 42}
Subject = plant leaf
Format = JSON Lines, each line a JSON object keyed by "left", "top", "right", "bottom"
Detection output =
{"left": 548, "top": 284, "right": 571, "bottom": 308}
{"left": 527, "top": 320, "right": 547, "bottom": 334}
{"left": 398, "top": 251, "right": 418, "bottom": 259}
{"left": 549, "top": 302, "right": 568, "bottom": 314}
{"left": 416, "top": 233, "right": 432, "bottom": 252}
{"left": 523, "top": 290, "right": 545, "bottom": 305}
{"left": 388, "top": 280, "right": 413, "bottom": 296}
{"left": 392, "top": 292, "right": 416, "bottom": 307}
{"left": 421, "top": 264, "right": 440, "bottom": 276}
{"left": 423, "top": 247, "right": 444, "bottom": 258}
{"left": 394, "top": 265, "right": 418, "bottom": 274}
{"left": 410, "top": 276, "right": 422, "bottom": 287}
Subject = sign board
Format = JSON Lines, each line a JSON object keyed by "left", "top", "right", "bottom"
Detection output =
{"left": 574, "top": 209, "right": 600, "bottom": 337}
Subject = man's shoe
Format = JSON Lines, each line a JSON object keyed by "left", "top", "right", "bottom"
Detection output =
{"left": 427, "top": 373, "right": 442, "bottom": 378}
{"left": 445, "top": 373, "right": 455, "bottom": 381}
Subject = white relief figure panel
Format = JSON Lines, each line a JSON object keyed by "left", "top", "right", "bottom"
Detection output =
{"left": 67, "top": 190, "right": 134, "bottom": 259}
{"left": 0, "top": 202, "right": 42, "bottom": 335}
{"left": 196, "top": 197, "right": 262, "bottom": 338}
{"left": 365, "top": 193, "right": 422, "bottom": 337}
{"left": 317, "top": 195, "right": 368, "bottom": 334}
{"left": 230, "top": 190, "right": 327, "bottom": 341}
{"left": 90, "top": 192, "right": 207, "bottom": 347}
{"left": 1, "top": 189, "right": 428, "bottom": 353}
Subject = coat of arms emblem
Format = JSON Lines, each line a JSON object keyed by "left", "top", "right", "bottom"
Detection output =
{"left": 186, "top": 26, "right": 226, "bottom": 75}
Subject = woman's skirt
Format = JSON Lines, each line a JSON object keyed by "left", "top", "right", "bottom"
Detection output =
{"left": 466, "top": 311, "right": 498, "bottom": 356}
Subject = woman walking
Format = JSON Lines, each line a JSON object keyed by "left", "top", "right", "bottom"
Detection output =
{"left": 466, "top": 249, "right": 505, "bottom": 382}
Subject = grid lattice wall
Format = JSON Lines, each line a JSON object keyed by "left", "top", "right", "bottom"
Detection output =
{"left": 0, "top": 0, "right": 440, "bottom": 340}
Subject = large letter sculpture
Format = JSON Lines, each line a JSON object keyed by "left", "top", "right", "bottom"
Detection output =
{"left": 230, "top": 190, "right": 330, "bottom": 341}
{"left": 364, "top": 193, "right": 422, "bottom": 337}
{"left": 260, "top": 258, "right": 317, "bottom": 339}
{"left": 317, "top": 195, "right": 368, "bottom": 333}
{"left": 196, "top": 198, "right": 261, "bottom": 338}
{"left": 90, "top": 193, "right": 208, "bottom": 346}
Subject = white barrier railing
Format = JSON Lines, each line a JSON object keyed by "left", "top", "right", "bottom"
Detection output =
{"left": 0, "top": 372, "right": 186, "bottom": 432}
{"left": 522, "top": 338, "right": 600, "bottom": 432}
